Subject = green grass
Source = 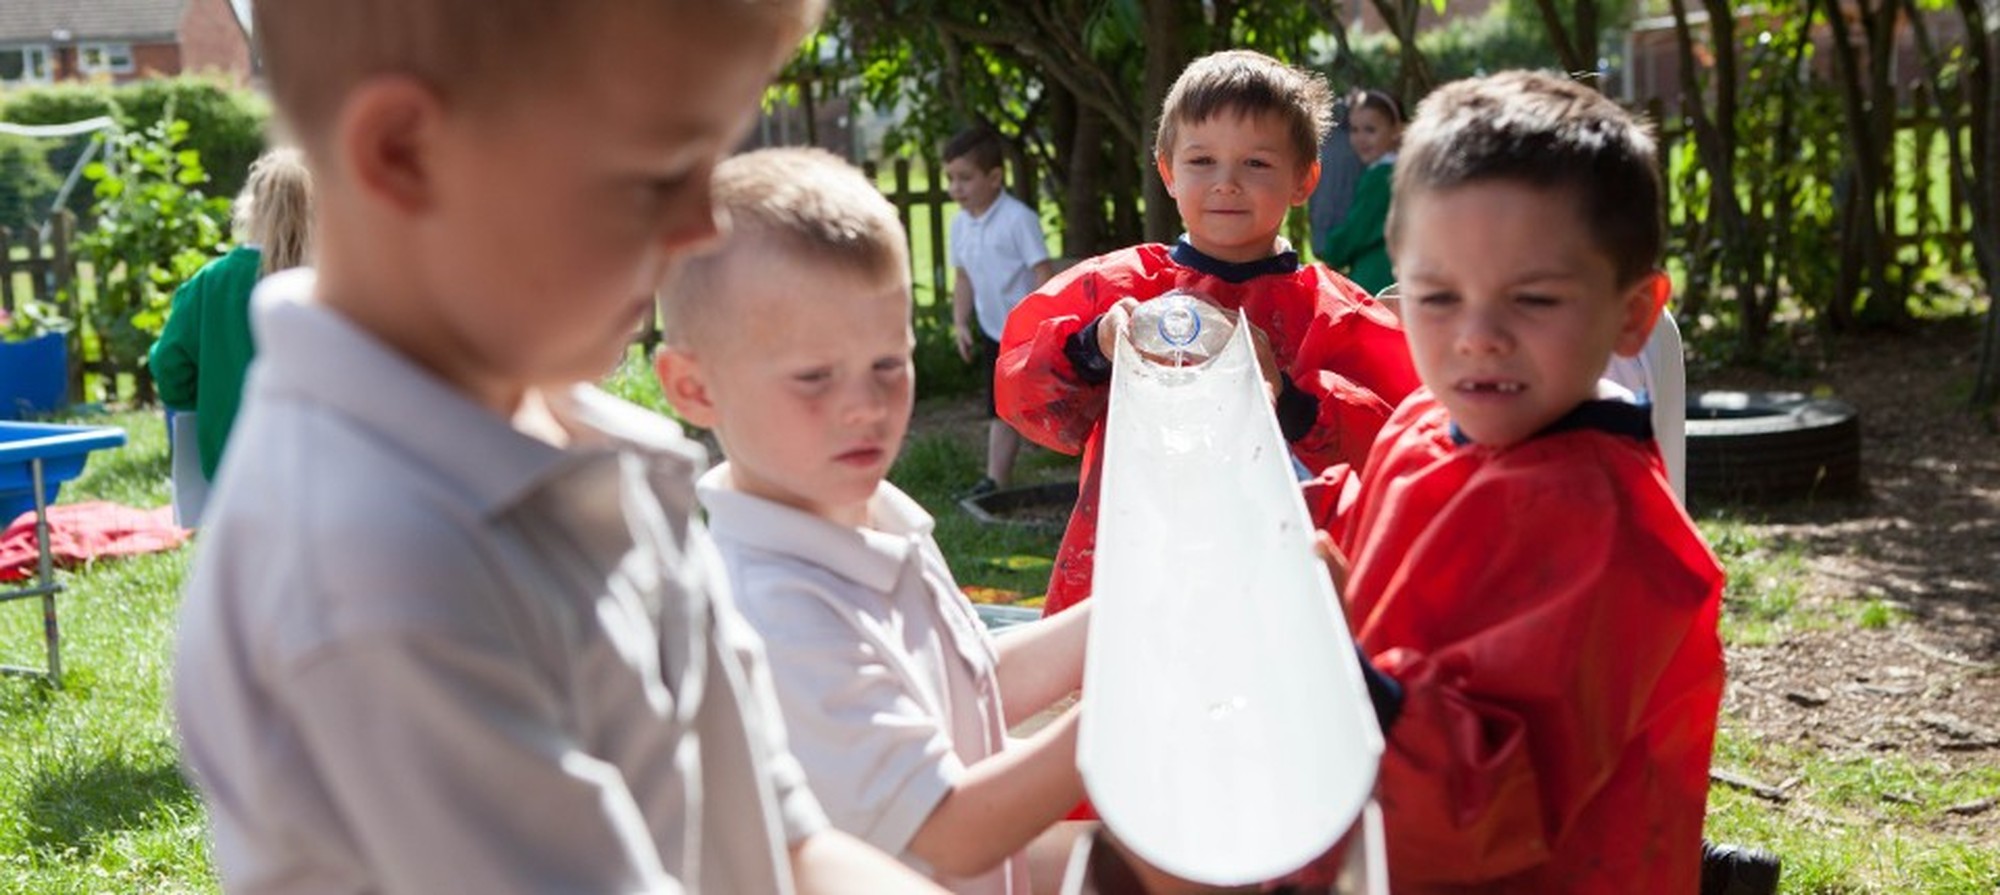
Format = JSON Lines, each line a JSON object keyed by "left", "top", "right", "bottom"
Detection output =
{"left": 1705, "top": 728, "right": 2000, "bottom": 893}
{"left": 1, "top": 409, "right": 214, "bottom": 894}
{"left": 5, "top": 401, "right": 1995, "bottom": 892}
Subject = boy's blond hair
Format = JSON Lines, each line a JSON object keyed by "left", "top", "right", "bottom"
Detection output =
{"left": 254, "top": 0, "right": 821, "bottom": 148}
{"left": 1154, "top": 50, "right": 1333, "bottom": 166}
{"left": 1388, "top": 70, "right": 1663, "bottom": 286}
{"left": 658, "top": 147, "right": 906, "bottom": 350}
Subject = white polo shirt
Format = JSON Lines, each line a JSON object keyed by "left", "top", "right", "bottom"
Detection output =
{"left": 950, "top": 191, "right": 1051, "bottom": 341}
{"left": 699, "top": 466, "right": 1027, "bottom": 895}
{"left": 174, "top": 270, "right": 825, "bottom": 894}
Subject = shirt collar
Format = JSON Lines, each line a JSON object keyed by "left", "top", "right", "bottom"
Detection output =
{"left": 965, "top": 191, "right": 1020, "bottom": 224}
{"left": 1448, "top": 398, "right": 1655, "bottom": 446}
{"left": 1169, "top": 235, "right": 1300, "bottom": 283}
{"left": 696, "top": 463, "right": 934, "bottom": 594}
{"left": 249, "top": 268, "right": 705, "bottom": 515}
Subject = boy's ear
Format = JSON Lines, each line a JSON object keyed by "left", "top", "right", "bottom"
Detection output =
{"left": 1612, "top": 271, "right": 1671, "bottom": 357}
{"left": 1155, "top": 153, "right": 1178, "bottom": 198}
{"left": 653, "top": 348, "right": 721, "bottom": 429}
{"left": 336, "top": 76, "right": 444, "bottom": 215}
{"left": 1293, "top": 158, "right": 1322, "bottom": 205}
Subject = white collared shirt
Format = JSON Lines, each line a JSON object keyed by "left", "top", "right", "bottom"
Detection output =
{"left": 699, "top": 466, "right": 1026, "bottom": 895}
{"left": 174, "top": 269, "right": 825, "bottom": 894}
{"left": 950, "top": 191, "right": 1051, "bottom": 341}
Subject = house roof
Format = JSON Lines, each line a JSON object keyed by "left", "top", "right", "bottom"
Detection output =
{"left": 0, "top": 0, "right": 187, "bottom": 45}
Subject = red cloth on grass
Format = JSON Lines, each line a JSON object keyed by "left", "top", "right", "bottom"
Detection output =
{"left": 1, "top": 502, "right": 190, "bottom": 582}
{"left": 1305, "top": 393, "right": 1724, "bottom": 893}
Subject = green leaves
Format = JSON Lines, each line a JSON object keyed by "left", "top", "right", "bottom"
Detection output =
{"left": 66, "top": 111, "right": 229, "bottom": 399}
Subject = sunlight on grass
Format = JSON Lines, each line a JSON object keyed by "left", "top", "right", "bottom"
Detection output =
{"left": 1700, "top": 516, "right": 1813, "bottom": 645}
{"left": 1, "top": 411, "right": 211, "bottom": 893}
{"left": 1705, "top": 728, "right": 2000, "bottom": 893}
{"left": 889, "top": 427, "right": 1064, "bottom": 599}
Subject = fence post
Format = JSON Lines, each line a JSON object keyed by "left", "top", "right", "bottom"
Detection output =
{"left": 47, "top": 212, "right": 85, "bottom": 405}
{"left": 1914, "top": 85, "right": 1933, "bottom": 276}
{"left": 0, "top": 225, "right": 13, "bottom": 314}
{"left": 893, "top": 158, "right": 915, "bottom": 293}
{"left": 928, "top": 181, "right": 947, "bottom": 327}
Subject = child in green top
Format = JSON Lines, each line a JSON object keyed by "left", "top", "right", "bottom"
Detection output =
{"left": 1315, "top": 89, "right": 1404, "bottom": 294}
{"left": 151, "top": 147, "right": 314, "bottom": 482}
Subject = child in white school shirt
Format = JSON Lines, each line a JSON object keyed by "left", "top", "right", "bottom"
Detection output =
{"left": 655, "top": 147, "right": 1094, "bottom": 895}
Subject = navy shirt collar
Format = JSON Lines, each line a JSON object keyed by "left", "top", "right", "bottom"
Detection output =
{"left": 1169, "top": 236, "right": 1300, "bottom": 284}
{"left": 1448, "top": 399, "right": 1655, "bottom": 446}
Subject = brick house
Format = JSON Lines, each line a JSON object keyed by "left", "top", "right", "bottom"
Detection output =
{"left": 0, "top": 0, "right": 251, "bottom": 87}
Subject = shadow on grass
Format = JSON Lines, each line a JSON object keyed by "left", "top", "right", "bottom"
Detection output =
{"left": 22, "top": 753, "right": 198, "bottom": 855}
{"left": 1692, "top": 321, "right": 2000, "bottom": 661}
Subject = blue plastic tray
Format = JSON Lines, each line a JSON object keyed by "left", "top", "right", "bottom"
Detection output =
{"left": 0, "top": 422, "right": 127, "bottom": 524}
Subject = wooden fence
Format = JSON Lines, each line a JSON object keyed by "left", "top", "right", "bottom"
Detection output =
{"left": 1647, "top": 94, "right": 1979, "bottom": 274}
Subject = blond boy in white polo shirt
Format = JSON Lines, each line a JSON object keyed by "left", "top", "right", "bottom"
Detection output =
{"left": 656, "top": 147, "right": 1094, "bottom": 895}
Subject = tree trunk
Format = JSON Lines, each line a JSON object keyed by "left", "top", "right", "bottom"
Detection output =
{"left": 1369, "top": 0, "right": 1437, "bottom": 99}
{"left": 1529, "top": 0, "right": 1600, "bottom": 79}
{"left": 1819, "top": 0, "right": 1902, "bottom": 329}
{"left": 1064, "top": 92, "right": 1110, "bottom": 258}
{"left": 1668, "top": 0, "right": 1758, "bottom": 358}
{"left": 1110, "top": 128, "right": 1145, "bottom": 248}
{"left": 1908, "top": 0, "right": 2000, "bottom": 404}
{"left": 1977, "top": 20, "right": 2000, "bottom": 407}
{"left": 1141, "top": 0, "right": 1193, "bottom": 243}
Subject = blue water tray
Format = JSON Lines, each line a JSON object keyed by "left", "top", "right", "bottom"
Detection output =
{"left": 0, "top": 422, "right": 127, "bottom": 524}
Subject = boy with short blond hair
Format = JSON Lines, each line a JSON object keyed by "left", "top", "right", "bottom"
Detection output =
{"left": 655, "top": 147, "right": 1094, "bottom": 895}
{"left": 997, "top": 49, "right": 1419, "bottom": 617}
{"left": 173, "top": 2, "right": 943, "bottom": 892}
{"left": 1312, "top": 70, "right": 1727, "bottom": 892}
{"left": 942, "top": 126, "right": 1055, "bottom": 496}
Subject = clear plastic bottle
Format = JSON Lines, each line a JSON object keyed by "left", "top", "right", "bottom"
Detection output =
{"left": 1128, "top": 290, "right": 1234, "bottom": 365}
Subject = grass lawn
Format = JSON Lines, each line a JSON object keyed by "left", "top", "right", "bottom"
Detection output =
{"left": 2, "top": 370, "right": 1995, "bottom": 891}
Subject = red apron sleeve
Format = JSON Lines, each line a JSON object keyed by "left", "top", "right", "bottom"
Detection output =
{"left": 1283, "top": 278, "right": 1419, "bottom": 472}
{"left": 995, "top": 264, "right": 1115, "bottom": 455}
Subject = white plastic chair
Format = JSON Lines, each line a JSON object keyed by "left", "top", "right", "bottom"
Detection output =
{"left": 1605, "top": 313, "right": 1687, "bottom": 503}
{"left": 168, "top": 410, "right": 209, "bottom": 528}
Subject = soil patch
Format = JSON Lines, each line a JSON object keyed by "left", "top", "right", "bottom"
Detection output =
{"left": 1695, "top": 320, "right": 1999, "bottom": 815}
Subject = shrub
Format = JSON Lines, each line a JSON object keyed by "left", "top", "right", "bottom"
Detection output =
{"left": 0, "top": 76, "right": 269, "bottom": 222}
{"left": 0, "top": 133, "right": 58, "bottom": 236}
{"left": 66, "top": 115, "right": 230, "bottom": 395}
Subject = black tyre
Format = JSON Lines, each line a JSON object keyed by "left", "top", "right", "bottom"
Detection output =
{"left": 1686, "top": 391, "right": 1862, "bottom": 505}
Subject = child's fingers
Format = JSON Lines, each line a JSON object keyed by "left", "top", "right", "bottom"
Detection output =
{"left": 1097, "top": 299, "right": 1138, "bottom": 358}
{"left": 1313, "top": 530, "right": 1350, "bottom": 592}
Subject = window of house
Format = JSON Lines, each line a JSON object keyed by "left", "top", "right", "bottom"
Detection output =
{"left": 78, "top": 43, "right": 136, "bottom": 74}
{"left": 0, "top": 46, "right": 52, "bottom": 83}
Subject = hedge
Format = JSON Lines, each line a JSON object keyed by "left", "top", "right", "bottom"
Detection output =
{"left": 0, "top": 76, "right": 269, "bottom": 233}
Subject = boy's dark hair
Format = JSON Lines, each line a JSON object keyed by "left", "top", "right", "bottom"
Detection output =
{"left": 1154, "top": 50, "right": 1333, "bottom": 166}
{"left": 1387, "top": 70, "right": 1663, "bottom": 285}
{"left": 943, "top": 126, "right": 1006, "bottom": 173}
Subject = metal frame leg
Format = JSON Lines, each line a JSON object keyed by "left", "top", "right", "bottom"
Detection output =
{"left": 2, "top": 456, "right": 63, "bottom": 688}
